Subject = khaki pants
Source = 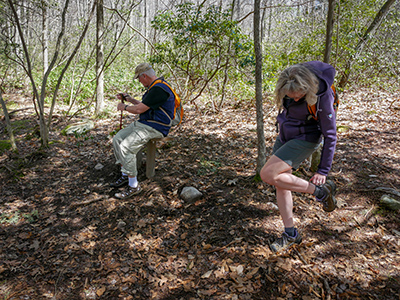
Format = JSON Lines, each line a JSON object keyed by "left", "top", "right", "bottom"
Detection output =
{"left": 113, "top": 121, "right": 163, "bottom": 177}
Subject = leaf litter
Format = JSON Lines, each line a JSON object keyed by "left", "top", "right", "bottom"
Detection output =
{"left": 0, "top": 88, "right": 399, "bottom": 299}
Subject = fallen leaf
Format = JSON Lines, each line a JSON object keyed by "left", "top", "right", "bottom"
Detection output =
{"left": 201, "top": 270, "right": 213, "bottom": 278}
{"left": 276, "top": 257, "right": 292, "bottom": 272}
{"left": 96, "top": 286, "right": 106, "bottom": 297}
{"left": 245, "top": 267, "right": 259, "bottom": 279}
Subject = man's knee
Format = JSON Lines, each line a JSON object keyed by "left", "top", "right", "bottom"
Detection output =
{"left": 113, "top": 129, "right": 125, "bottom": 143}
{"left": 112, "top": 136, "right": 121, "bottom": 150}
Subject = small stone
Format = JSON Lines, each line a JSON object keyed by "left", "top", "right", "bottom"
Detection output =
{"left": 118, "top": 221, "right": 126, "bottom": 229}
{"left": 62, "top": 119, "right": 95, "bottom": 136}
{"left": 227, "top": 179, "right": 238, "bottom": 186}
{"left": 265, "top": 202, "right": 279, "bottom": 211}
{"left": 95, "top": 163, "right": 104, "bottom": 170}
{"left": 380, "top": 194, "right": 400, "bottom": 211}
{"left": 180, "top": 186, "right": 203, "bottom": 202}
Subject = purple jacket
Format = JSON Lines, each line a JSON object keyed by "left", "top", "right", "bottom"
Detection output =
{"left": 276, "top": 61, "right": 337, "bottom": 175}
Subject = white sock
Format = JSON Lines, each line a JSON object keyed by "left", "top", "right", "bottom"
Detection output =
{"left": 128, "top": 177, "right": 138, "bottom": 188}
{"left": 122, "top": 172, "right": 127, "bottom": 176}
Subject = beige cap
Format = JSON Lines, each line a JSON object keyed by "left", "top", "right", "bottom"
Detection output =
{"left": 134, "top": 63, "right": 153, "bottom": 79}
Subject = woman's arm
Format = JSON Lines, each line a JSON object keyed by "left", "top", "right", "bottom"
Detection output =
{"left": 317, "top": 91, "right": 337, "bottom": 175}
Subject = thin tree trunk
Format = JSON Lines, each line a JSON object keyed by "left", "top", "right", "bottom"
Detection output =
{"left": 334, "top": 0, "right": 341, "bottom": 68}
{"left": 0, "top": 92, "right": 17, "bottom": 151}
{"left": 323, "top": 0, "right": 335, "bottom": 63}
{"left": 267, "top": 0, "right": 272, "bottom": 42}
{"left": 254, "top": 0, "right": 266, "bottom": 175}
{"left": 338, "top": 0, "right": 396, "bottom": 88}
{"left": 96, "top": 0, "right": 104, "bottom": 114}
{"left": 150, "top": 0, "right": 159, "bottom": 57}
{"left": 41, "top": 0, "right": 71, "bottom": 145}
{"left": 47, "top": 1, "right": 96, "bottom": 128}
{"left": 260, "top": 0, "right": 267, "bottom": 40}
{"left": 42, "top": 1, "right": 48, "bottom": 74}
{"left": 236, "top": 0, "right": 241, "bottom": 19}
{"left": 311, "top": 0, "right": 336, "bottom": 172}
{"left": 143, "top": 0, "right": 147, "bottom": 53}
{"left": 7, "top": 0, "right": 45, "bottom": 145}
{"left": 218, "top": 1, "right": 236, "bottom": 110}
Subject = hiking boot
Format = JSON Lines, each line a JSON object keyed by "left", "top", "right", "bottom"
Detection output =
{"left": 110, "top": 175, "right": 128, "bottom": 188}
{"left": 114, "top": 184, "right": 142, "bottom": 199}
{"left": 317, "top": 180, "right": 337, "bottom": 212}
{"left": 270, "top": 229, "right": 302, "bottom": 253}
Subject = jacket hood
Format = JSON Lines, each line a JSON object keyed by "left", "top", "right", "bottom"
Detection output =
{"left": 305, "top": 61, "right": 336, "bottom": 95}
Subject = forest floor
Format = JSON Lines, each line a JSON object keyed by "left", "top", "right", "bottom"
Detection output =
{"left": 0, "top": 88, "right": 400, "bottom": 300}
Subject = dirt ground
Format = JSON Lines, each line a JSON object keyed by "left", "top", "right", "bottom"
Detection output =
{"left": 0, "top": 88, "right": 399, "bottom": 299}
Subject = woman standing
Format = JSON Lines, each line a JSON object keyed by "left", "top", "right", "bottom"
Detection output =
{"left": 260, "top": 61, "right": 338, "bottom": 252}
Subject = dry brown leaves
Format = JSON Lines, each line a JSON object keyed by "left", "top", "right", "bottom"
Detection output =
{"left": 0, "top": 88, "right": 399, "bottom": 299}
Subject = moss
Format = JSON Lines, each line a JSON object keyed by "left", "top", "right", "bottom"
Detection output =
{"left": 0, "top": 100, "right": 18, "bottom": 117}
{"left": 337, "top": 125, "right": 350, "bottom": 133}
{"left": 0, "top": 140, "right": 12, "bottom": 153}
{"left": 9, "top": 119, "right": 30, "bottom": 134}
{"left": 253, "top": 173, "right": 262, "bottom": 182}
{"left": 49, "top": 140, "right": 64, "bottom": 145}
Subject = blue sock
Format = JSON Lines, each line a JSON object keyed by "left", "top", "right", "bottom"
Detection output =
{"left": 285, "top": 227, "right": 295, "bottom": 237}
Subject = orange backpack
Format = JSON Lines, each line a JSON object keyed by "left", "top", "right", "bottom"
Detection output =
{"left": 149, "top": 78, "right": 183, "bottom": 126}
{"left": 307, "top": 84, "right": 339, "bottom": 121}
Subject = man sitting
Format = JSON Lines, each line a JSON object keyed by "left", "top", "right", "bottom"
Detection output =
{"left": 112, "top": 63, "right": 176, "bottom": 199}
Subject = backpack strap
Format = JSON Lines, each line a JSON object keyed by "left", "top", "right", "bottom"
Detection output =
{"left": 147, "top": 77, "right": 183, "bottom": 127}
{"left": 307, "top": 84, "right": 338, "bottom": 121}
{"left": 307, "top": 102, "right": 318, "bottom": 121}
{"left": 331, "top": 84, "right": 339, "bottom": 111}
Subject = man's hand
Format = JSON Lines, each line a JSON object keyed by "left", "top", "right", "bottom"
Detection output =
{"left": 117, "top": 93, "right": 139, "bottom": 104}
{"left": 117, "top": 102, "right": 128, "bottom": 111}
{"left": 116, "top": 93, "right": 127, "bottom": 101}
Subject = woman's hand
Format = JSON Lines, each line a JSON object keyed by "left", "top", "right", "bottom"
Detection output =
{"left": 310, "top": 173, "right": 326, "bottom": 186}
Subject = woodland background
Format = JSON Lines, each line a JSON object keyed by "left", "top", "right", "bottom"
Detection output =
{"left": 0, "top": 0, "right": 399, "bottom": 299}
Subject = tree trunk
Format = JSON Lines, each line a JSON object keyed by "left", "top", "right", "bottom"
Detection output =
{"left": 96, "top": 0, "right": 104, "bottom": 114}
{"left": 150, "top": 0, "right": 159, "bottom": 57}
{"left": 42, "top": 1, "right": 48, "bottom": 74}
{"left": 0, "top": 92, "right": 17, "bottom": 151}
{"left": 235, "top": 0, "right": 241, "bottom": 20}
{"left": 231, "top": 0, "right": 236, "bottom": 18}
{"left": 266, "top": 0, "right": 272, "bottom": 41}
{"left": 47, "top": 1, "right": 96, "bottom": 127}
{"left": 254, "top": 0, "right": 266, "bottom": 175}
{"left": 7, "top": 0, "right": 94, "bottom": 148}
{"left": 143, "top": 0, "right": 147, "bottom": 53}
{"left": 338, "top": 0, "right": 396, "bottom": 88}
{"left": 311, "top": 0, "right": 336, "bottom": 172}
{"left": 218, "top": 1, "right": 236, "bottom": 110}
{"left": 323, "top": 0, "right": 335, "bottom": 64}
{"left": 7, "top": 0, "right": 46, "bottom": 146}
{"left": 260, "top": 0, "right": 267, "bottom": 41}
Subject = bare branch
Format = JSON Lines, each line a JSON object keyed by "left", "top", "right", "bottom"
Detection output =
{"left": 238, "top": 0, "right": 316, "bottom": 23}
{"left": 104, "top": 5, "right": 180, "bottom": 91}
{"left": 47, "top": 0, "right": 97, "bottom": 128}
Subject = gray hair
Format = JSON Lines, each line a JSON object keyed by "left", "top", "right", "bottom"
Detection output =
{"left": 142, "top": 68, "right": 156, "bottom": 78}
{"left": 274, "top": 63, "right": 319, "bottom": 108}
